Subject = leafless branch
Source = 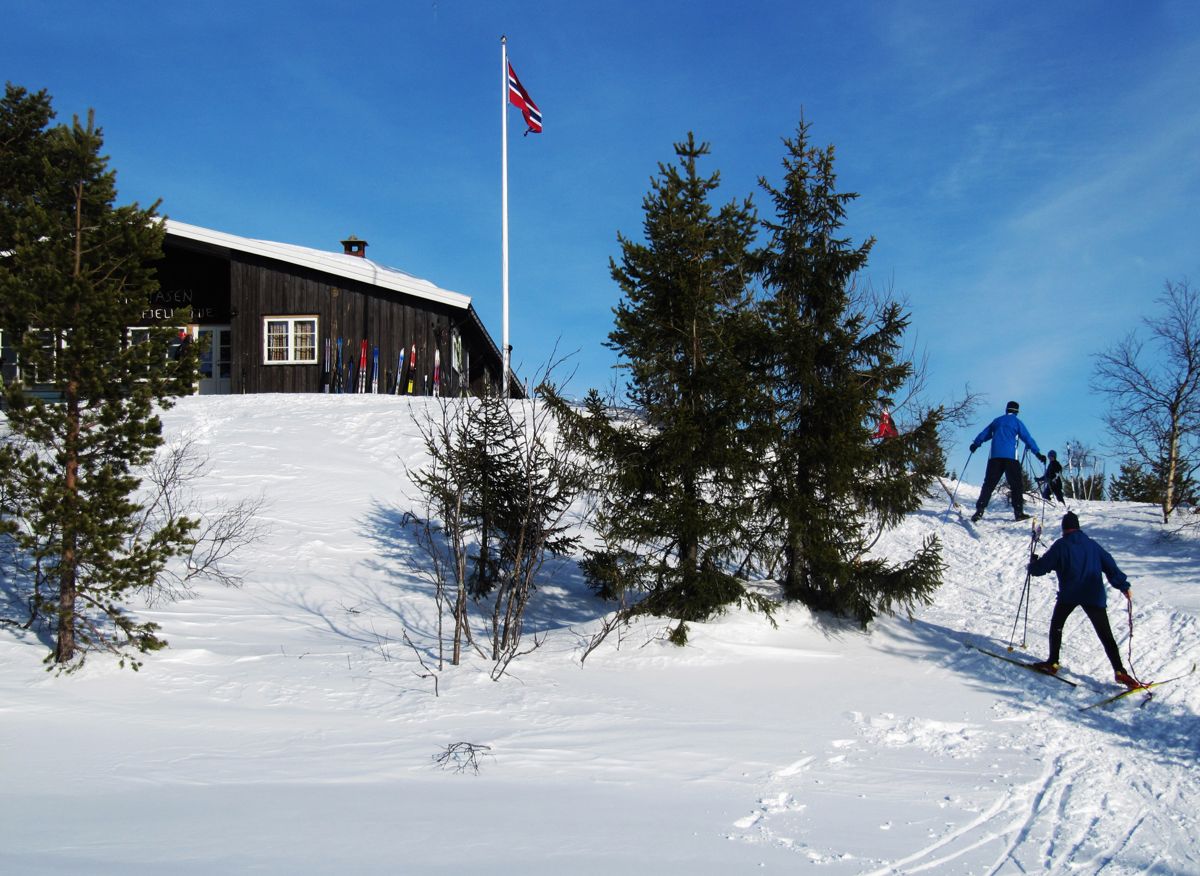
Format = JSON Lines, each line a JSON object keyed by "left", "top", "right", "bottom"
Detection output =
{"left": 402, "top": 629, "right": 439, "bottom": 697}
{"left": 433, "top": 741, "right": 492, "bottom": 774}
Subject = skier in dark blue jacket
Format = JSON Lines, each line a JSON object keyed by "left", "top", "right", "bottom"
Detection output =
{"left": 970, "top": 400, "right": 1045, "bottom": 522}
{"left": 1027, "top": 511, "right": 1139, "bottom": 689}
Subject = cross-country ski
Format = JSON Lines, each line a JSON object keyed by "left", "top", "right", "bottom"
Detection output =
{"left": 1080, "top": 663, "right": 1197, "bottom": 710}
{"left": 357, "top": 340, "right": 368, "bottom": 394}
{"left": 322, "top": 337, "right": 331, "bottom": 393}
{"left": 970, "top": 644, "right": 1081, "bottom": 688}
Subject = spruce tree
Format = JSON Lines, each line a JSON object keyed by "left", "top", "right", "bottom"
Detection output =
{"left": 1109, "top": 461, "right": 1153, "bottom": 503}
{"left": 561, "top": 134, "right": 762, "bottom": 640}
{"left": 757, "top": 118, "right": 944, "bottom": 625}
{"left": 0, "top": 84, "right": 198, "bottom": 668}
{"left": 410, "top": 389, "right": 584, "bottom": 671}
{"left": 1108, "top": 458, "right": 1190, "bottom": 506}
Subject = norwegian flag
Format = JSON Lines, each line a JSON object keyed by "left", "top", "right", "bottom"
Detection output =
{"left": 507, "top": 62, "right": 542, "bottom": 134}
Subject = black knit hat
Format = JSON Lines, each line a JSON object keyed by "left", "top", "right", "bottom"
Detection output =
{"left": 1006, "top": 400, "right": 1020, "bottom": 414}
{"left": 1062, "top": 511, "right": 1080, "bottom": 532}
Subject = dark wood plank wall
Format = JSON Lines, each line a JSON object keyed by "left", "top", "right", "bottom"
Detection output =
{"left": 229, "top": 254, "right": 502, "bottom": 397}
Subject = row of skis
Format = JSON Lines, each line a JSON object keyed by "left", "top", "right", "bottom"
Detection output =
{"left": 321, "top": 338, "right": 457, "bottom": 396}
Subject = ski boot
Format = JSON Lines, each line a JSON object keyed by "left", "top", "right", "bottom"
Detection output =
{"left": 1031, "top": 660, "right": 1059, "bottom": 675}
{"left": 1114, "top": 670, "right": 1142, "bottom": 690}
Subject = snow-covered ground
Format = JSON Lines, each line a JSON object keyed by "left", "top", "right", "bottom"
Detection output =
{"left": 2, "top": 395, "right": 1197, "bottom": 874}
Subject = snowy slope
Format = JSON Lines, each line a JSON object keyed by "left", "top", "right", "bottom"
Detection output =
{"left": 1, "top": 395, "right": 1197, "bottom": 875}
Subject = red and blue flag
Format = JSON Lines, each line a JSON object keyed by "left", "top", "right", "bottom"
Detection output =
{"left": 507, "top": 62, "right": 542, "bottom": 134}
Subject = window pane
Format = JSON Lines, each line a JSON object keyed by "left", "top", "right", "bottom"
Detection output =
{"left": 266, "top": 321, "right": 289, "bottom": 362}
{"left": 198, "top": 329, "right": 214, "bottom": 378}
{"left": 294, "top": 320, "right": 316, "bottom": 362}
{"left": 219, "top": 332, "right": 232, "bottom": 378}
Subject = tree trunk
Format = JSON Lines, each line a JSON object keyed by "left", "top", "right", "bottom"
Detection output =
{"left": 55, "top": 181, "right": 86, "bottom": 664}
{"left": 1163, "top": 425, "right": 1180, "bottom": 525}
{"left": 782, "top": 525, "right": 804, "bottom": 600}
{"left": 55, "top": 383, "right": 80, "bottom": 664}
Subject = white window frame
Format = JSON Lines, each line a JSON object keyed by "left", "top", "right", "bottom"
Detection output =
{"left": 263, "top": 316, "right": 318, "bottom": 365}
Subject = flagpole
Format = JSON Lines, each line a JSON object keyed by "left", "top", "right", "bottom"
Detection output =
{"left": 500, "top": 35, "right": 511, "bottom": 400}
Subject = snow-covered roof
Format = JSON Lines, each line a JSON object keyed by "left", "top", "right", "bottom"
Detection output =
{"left": 163, "top": 219, "right": 472, "bottom": 310}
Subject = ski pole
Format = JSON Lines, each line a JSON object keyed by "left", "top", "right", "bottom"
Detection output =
{"left": 1008, "top": 569, "right": 1031, "bottom": 651}
{"left": 1035, "top": 460, "right": 1049, "bottom": 526}
{"left": 1125, "top": 596, "right": 1142, "bottom": 685}
{"left": 1007, "top": 516, "right": 1041, "bottom": 650}
{"left": 947, "top": 447, "right": 975, "bottom": 513}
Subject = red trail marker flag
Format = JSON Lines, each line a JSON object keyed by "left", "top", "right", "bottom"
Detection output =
{"left": 507, "top": 62, "right": 542, "bottom": 134}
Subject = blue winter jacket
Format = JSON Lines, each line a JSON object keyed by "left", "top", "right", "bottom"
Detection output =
{"left": 973, "top": 413, "right": 1042, "bottom": 460}
{"left": 1028, "top": 529, "right": 1129, "bottom": 606}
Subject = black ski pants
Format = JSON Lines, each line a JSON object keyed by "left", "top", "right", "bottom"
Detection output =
{"left": 1041, "top": 480, "right": 1065, "bottom": 504}
{"left": 976, "top": 457, "right": 1024, "bottom": 516}
{"left": 1047, "top": 600, "right": 1125, "bottom": 673}
{"left": 1041, "top": 477, "right": 1070, "bottom": 504}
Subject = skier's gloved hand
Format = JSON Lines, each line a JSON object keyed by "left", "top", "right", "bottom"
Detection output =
{"left": 1036, "top": 452, "right": 1047, "bottom": 464}
{"left": 969, "top": 443, "right": 980, "bottom": 453}
{"left": 1030, "top": 553, "right": 1039, "bottom": 563}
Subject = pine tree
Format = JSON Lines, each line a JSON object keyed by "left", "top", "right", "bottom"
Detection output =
{"left": 458, "top": 389, "right": 524, "bottom": 599}
{"left": 410, "top": 388, "right": 584, "bottom": 672}
{"left": 0, "top": 84, "right": 199, "bottom": 668}
{"left": 1108, "top": 458, "right": 1192, "bottom": 506}
{"left": 1109, "top": 461, "right": 1153, "bottom": 503}
{"left": 0, "top": 85, "right": 56, "bottom": 250}
{"left": 559, "top": 135, "right": 762, "bottom": 640}
{"left": 756, "top": 118, "right": 944, "bottom": 626}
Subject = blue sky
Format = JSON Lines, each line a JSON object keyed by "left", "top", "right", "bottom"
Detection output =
{"left": 5, "top": 1, "right": 1198, "bottom": 481}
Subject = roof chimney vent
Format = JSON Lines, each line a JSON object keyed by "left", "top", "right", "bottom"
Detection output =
{"left": 341, "top": 235, "right": 368, "bottom": 258}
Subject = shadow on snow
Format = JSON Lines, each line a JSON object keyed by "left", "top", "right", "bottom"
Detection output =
{"left": 887, "top": 615, "right": 1200, "bottom": 769}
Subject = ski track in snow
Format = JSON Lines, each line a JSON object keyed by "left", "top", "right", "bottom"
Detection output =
{"left": 731, "top": 486, "right": 1200, "bottom": 874}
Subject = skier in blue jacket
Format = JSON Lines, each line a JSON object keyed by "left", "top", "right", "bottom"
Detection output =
{"left": 969, "top": 400, "right": 1045, "bottom": 522}
{"left": 1027, "top": 511, "right": 1139, "bottom": 689}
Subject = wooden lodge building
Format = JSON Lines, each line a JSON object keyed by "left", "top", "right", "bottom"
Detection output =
{"left": 3, "top": 220, "right": 518, "bottom": 399}
{"left": 153, "top": 220, "right": 519, "bottom": 398}
{"left": 0, "top": 220, "right": 516, "bottom": 400}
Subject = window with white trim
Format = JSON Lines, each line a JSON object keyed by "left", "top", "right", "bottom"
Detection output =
{"left": 263, "top": 316, "right": 318, "bottom": 364}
